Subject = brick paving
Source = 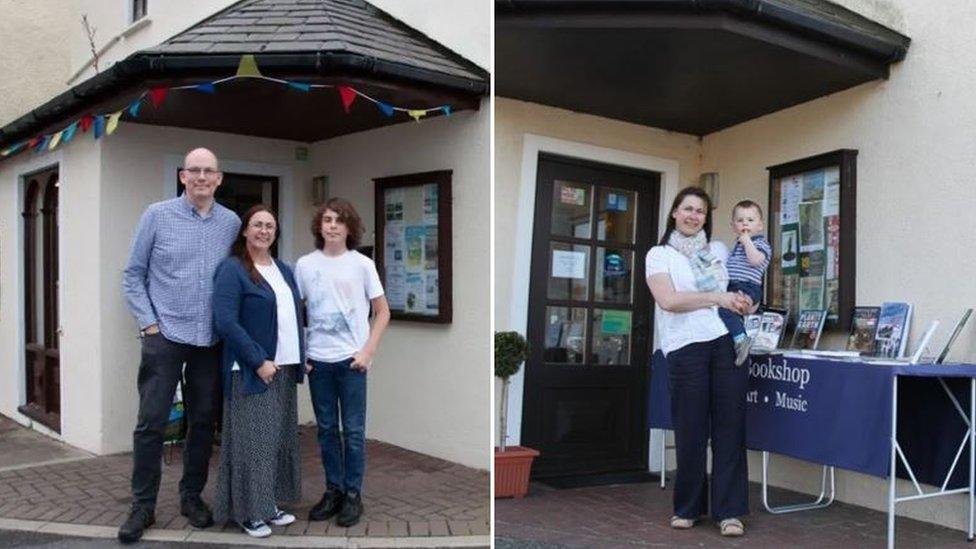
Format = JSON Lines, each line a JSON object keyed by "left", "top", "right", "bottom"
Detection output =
{"left": 496, "top": 481, "right": 973, "bottom": 548}
{"left": 0, "top": 418, "right": 488, "bottom": 539}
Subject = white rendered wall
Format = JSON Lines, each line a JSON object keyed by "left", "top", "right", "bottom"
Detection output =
{"left": 0, "top": 0, "right": 72, "bottom": 126}
{"left": 306, "top": 103, "right": 491, "bottom": 470}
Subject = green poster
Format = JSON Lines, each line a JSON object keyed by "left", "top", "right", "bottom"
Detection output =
{"left": 601, "top": 310, "right": 632, "bottom": 335}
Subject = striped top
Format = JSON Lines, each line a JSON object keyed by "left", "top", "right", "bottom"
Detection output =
{"left": 122, "top": 196, "right": 241, "bottom": 346}
{"left": 725, "top": 235, "right": 772, "bottom": 286}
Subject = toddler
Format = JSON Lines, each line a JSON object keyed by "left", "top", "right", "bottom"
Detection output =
{"left": 720, "top": 200, "right": 772, "bottom": 365}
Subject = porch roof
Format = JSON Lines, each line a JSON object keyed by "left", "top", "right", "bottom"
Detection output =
{"left": 496, "top": 0, "right": 910, "bottom": 136}
{"left": 0, "top": 0, "right": 488, "bottom": 150}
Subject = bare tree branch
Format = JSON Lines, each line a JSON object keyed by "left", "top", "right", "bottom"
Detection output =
{"left": 81, "top": 14, "right": 99, "bottom": 74}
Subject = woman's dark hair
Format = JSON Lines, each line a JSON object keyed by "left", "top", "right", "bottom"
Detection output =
{"left": 232, "top": 204, "right": 277, "bottom": 284}
{"left": 658, "top": 186, "right": 713, "bottom": 245}
{"left": 311, "top": 197, "right": 364, "bottom": 251}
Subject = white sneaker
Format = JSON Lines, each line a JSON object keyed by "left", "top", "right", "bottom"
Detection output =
{"left": 239, "top": 520, "right": 272, "bottom": 538}
{"left": 268, "top": 509, "right": 296, "bottom": 527}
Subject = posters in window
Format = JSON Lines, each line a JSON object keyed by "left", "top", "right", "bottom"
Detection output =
{"left": 781, "top": 223, "right": 799, "bottom": 274}
{"left": 780, "top": 176, "right": 802, "bottom": 225}
{"left": 799, "top": 276, "right": 824, "bottom": 310}
{"left": 798, "top": 201, "right": 824, "bottom": 252}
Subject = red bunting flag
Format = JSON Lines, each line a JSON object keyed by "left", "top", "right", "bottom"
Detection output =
{"left": 28, "top": 136, "right": 41, "bottom": 148}
{"left": 80, "top": 115, "right": 94, "bottom": 133}
{"left": 338, "top": 86, "right": 357, "bottom": 113}
{"left": 149, "top": 88, "right": 169, "bottom": 108}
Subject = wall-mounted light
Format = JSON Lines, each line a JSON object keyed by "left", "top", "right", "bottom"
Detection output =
{"left": 312, "top": 175, "right": 329, "bottom": 206}
{"left": 699, "top": 172, "right": 719, "bottom": 209}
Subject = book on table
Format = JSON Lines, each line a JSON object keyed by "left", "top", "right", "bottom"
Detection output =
{"left": 747, "top": 308, "right": 787, "bottom": 352}
{"left": 874, "top": 302, "right": 913, "bottom": 359}
{"left": 791, "top": 309, "right": 828, "bottom": 350}
{"left": 846, "top": 306, "right": 881, "bottom": 355}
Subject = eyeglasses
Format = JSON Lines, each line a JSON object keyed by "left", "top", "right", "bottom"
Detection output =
{"left": 182, "top": 167, "right": 221, "bottom": 177}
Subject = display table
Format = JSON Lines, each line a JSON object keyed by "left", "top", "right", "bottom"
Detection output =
{"left": 647, "top": 352, "right": 976, "bottom": 549}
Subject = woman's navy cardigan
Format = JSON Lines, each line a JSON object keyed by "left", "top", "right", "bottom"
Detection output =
{"left": 212, "top": 256, "right": 305, "bottom": 398}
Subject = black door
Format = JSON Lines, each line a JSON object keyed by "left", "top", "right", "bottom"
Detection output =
{"left": 177, "top": 171, "right": 280, "bottom": 256}
{"left": 522, "top": 154, "right": 659, "bottom": 482}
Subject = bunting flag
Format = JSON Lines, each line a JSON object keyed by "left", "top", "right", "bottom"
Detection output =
{"left": 0, "top": 54, "right": 459, "bottom": 162}
{"left": 93, "top": 115, "right": 106, "bottom": 139}
{"left": 48, "top": 131, "right": 63, "bottom": 150}
{"left": 376, "top": 101, "right": 395, "bottom": 117}
{"left": 338, "top": 86, "right": 357, "bottom": 113}
{"left": 80, "top": 115, "right": 94, "bottom": 133}
{"left": 62, "top": 121, "right": 79, "bottom": 143}
{"left": 149, "top": 88, "right": 168, "bottom": 108}
{"left": 106, "top": 110, "right": 123, "bottom": 135}
{"left": 236, "top": 54, "right": 262, "bottom": 78}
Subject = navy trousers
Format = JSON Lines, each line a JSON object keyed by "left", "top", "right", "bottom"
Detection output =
{"left": 666, "top": 335, "right": 749, "bottom": 520}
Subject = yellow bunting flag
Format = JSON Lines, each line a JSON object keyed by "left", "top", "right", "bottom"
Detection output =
{"left": 407, "top": 109, "right": 426, "bottom": 122}
{"left": 236, "top": 54, "right": 263, "bottom": 78}
{"left": 1, "top": 147, "right": 10, "bottom": 157}
{"left": 106, "top": 110, "right": 123, "bottom": 135}
{"left": 48, "top": 131, "right": 63, "bottom": 150}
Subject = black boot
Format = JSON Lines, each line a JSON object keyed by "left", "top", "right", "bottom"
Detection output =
{"left": 180, "top": 495, "right": 214, "bottom": 528}
{"left": 336, "top": 491, "right": 363, "bottom": 527}
{"left": 117, "top": 506, "right": 155, "bottom": 544}
{"left": 308, "top": 487, "right": 345, "bottom": 521}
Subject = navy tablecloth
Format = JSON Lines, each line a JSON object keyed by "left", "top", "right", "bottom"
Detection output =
{"left": 648, "top": 352, "right": 975, "bottom": 484}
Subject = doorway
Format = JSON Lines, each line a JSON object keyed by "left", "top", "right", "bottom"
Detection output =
{"left": 176, "top": 171, "right": 280, "bottom": 256}
{"left": 20, "top": 167, "right": 61, "bottom": 432}
{"left": 521, "top": 153, "right": 659, "bottom": 483}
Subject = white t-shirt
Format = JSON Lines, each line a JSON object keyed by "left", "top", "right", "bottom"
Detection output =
{"left": 232, "top": 261, "right": 301, "bottom": 371}
{"left": 295, "top": 249, "right": 385, "bottom": 363}
{"left": 645, "top": 241, "right": 730, "bottom": 356}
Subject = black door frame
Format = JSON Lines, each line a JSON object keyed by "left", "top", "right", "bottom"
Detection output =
{"left": 521, "top": 152, "right": 660, "bottom": 482}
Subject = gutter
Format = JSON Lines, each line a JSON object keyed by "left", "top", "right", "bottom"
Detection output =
{"left": 0, "top": 51, "right": 489, "bottom": 149}
{"left": 496, "top": 0, "right": 911, "bottom": 63}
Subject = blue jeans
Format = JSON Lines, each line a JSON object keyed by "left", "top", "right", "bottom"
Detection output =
{"left": 718, "top": 280, "right": 763, "bottom": 340}
{"left": 308, "top": 358, "right": 367, "bottom": 494}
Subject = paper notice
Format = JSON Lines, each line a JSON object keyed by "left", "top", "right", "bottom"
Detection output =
{"left": 780, "top": 176, "right": 802, "bottom": 225}
{"left": 552, "top": 250, "right": 587, "bottom": 279}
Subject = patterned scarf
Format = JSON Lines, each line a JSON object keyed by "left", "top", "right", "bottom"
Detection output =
{"left": 667, "top": 230, "right": 727, "bottom": 293}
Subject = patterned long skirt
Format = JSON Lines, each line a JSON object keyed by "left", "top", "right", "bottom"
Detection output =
{"left": 213, "top": 365, "right": 301, "bottom": 524}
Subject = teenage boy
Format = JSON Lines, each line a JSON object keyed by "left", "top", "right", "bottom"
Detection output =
{"left": 296, "top": 197, "right": 390, "bottom": 527}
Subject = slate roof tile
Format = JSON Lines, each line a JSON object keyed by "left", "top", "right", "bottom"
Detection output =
{"left": 145, "top": 0, "right": 485, "bottom": 82}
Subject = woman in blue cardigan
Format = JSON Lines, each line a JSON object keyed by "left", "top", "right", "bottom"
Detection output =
{"left": 211, "top": 205, "right": 305, "bottom": 539}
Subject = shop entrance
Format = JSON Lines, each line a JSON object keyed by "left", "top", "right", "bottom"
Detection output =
{"left": 521, "top": 154, "right": 659, "bottom": 483}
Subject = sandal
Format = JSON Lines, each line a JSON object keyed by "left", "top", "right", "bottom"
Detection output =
{"left": 719, "top": 518, "right": 744, "bottom": 537}
{"left": 670, "top": 515, "right": 695, "bottom": 529}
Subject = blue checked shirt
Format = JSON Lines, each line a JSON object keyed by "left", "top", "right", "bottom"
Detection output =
{"left": 122, "top": 196, "right": 241, "bottom": 346}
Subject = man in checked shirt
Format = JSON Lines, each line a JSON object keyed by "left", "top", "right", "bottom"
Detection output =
{"left": 118, "top": 148, "right": 241, "bottom": 544}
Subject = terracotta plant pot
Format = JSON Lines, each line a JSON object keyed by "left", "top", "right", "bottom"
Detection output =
{"left": 494, "top": 446, "right": 540, "bottom": 498}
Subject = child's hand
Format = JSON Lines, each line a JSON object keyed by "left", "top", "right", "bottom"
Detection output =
{"left": 738, "top": 228, "right": 752, "bottom": 240}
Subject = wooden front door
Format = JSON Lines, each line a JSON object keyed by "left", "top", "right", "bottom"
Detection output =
{"left": 522, "top": 154, "right": 659, "bottom": 482}
{"left": 20, "top": 168, "right": 60, "bottom": 431}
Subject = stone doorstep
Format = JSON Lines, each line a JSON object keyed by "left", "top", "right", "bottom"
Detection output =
{"left": 0, "top": 517, "right": 490, "bottom": 547}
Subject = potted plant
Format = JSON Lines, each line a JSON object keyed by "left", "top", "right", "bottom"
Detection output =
{"left": 495, "top": 331, "right": 539, "bottom": 498}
